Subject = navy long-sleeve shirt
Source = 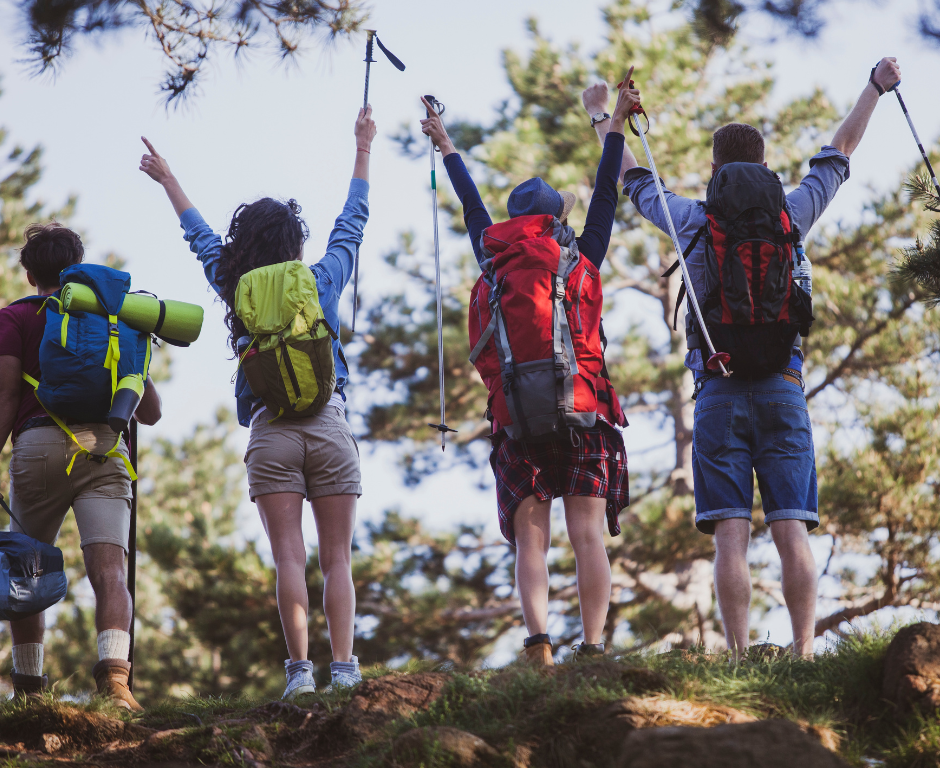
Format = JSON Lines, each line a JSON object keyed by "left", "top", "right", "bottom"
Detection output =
{"left": 441, "top": 131, "right": 626, "bottom": 269}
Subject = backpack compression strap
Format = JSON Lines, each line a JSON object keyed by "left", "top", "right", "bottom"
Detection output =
{"left": 103, "top": 314, "right": 121, "bottom": 404}
{"left": 20, "top": 373, "right": 137, "bottom": 481}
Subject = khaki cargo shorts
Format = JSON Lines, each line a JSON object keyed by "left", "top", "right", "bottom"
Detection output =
{"left": 9, "top": 425, "right": 133, "bottom": 551}
{"left": 245, "top": 404, "right": 362, "bottom": 501}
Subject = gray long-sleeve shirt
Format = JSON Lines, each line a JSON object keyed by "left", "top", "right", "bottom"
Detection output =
{"left": 622, "top": 145, "right": 850, "bottom": 372}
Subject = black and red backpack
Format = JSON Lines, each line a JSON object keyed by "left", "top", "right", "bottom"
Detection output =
{"left": 667, "top": 162, "right": 814, "bottom": 374}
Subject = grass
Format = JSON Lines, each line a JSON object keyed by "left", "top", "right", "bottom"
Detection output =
{"left": 0, "top": 627, "right": 934, "bottom": 767}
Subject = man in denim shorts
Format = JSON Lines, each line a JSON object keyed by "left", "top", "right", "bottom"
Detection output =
{"left": 618, "top": 58, "right": 901, "bottom": 657}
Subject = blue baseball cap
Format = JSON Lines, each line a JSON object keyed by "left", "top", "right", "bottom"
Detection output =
{"left": 507, "top": 178, "right": 576, "bottom": 220}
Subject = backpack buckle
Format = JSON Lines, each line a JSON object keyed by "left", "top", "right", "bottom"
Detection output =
{"left": 86, "top": 453, "right": 109, "bottom": 465}
{"left": 108, "top": 322, "right": 119, "bottom": 336}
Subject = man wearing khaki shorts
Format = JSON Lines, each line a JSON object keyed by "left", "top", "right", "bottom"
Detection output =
{"left": 0, "top": 223, "right": 162, "bottom": 708}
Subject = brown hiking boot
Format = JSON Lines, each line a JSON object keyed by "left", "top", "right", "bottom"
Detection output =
{"left": 522, "top": 634, "right": 554, "bottom": 667}
{"left": 11, "top": 671, "right": 48, "bottom": 700}
{"left": 93, "top": 659, "right": 143, "bottom": 712}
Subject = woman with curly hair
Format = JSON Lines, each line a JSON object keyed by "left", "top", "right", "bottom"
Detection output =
{"left": 139, "top": 105, "right": 376, "bottom": 699}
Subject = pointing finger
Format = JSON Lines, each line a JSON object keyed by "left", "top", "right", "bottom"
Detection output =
{"left": 141, "top": 136, "right": 159, "bottom": 157}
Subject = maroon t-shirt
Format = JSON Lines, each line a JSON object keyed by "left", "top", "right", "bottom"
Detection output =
{"left": 0, "top": 300, "right": 47, "bottom": 438}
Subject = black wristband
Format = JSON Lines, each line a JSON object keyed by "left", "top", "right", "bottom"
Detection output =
{"left": 869, "top": 65, "right": 884, "bottom": 96}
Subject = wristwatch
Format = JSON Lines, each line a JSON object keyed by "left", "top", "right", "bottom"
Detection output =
{"left": 590, "top": 112, "right": 611, "bottom": 127}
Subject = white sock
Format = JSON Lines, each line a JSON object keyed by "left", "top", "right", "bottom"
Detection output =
{"left": 12, "top": 644, "right": 43, "bottom": 677}
{"left": 97, "top": 630, "right": 131, "bottom": 662}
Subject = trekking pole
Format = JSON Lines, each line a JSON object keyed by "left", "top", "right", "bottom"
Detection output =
{"left": 424, "top": 94, "right": 458, "bottom": 451}
{"left": 886, "top": 74, "right": 940, "bottom": 201}
{"left": 127, "top": 420, "right": 138, "bottom": 691}
{"left": 350, "top": 30, "right": 406, "bottom": 333}
{"left": 621, "top": 78, "right": 730, "bottom": 376}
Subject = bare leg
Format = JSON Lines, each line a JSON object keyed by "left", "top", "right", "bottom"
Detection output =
{"left": 714, "top": 518, "right": 751, "bottom": 658}
{"left": 513, "top": 496, "right": 552, "bottom": 636}
{"left": 84, "top": 543, "right": 133, "bottom": 632}
{"left": 256, "top": 492, "right": 308, "bottom": 662}
{"left": 770, "top": 519, "right": 817, "bottom": 658}
{"left": 310, "top": 494, "right": 357, "bottom": 663}
{"left": 563, "top": 496, "right": 610, "bottom": 645}
{"left": 10, "top": 613, "right": 44, "bottom": 646}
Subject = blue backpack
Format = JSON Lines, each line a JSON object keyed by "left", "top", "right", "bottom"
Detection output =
{"left": 15, "top": 264, "right": 151, "bottom": 478}
{"left": 0, "top": 495, "right": 67, "bottom": 621}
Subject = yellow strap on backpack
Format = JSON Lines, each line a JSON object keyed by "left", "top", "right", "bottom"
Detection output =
{"left": 20, "top": 373, "right": 137, "bottom": 481}
{"left": 102, "top": 314, "right": 121, "bottom": 403}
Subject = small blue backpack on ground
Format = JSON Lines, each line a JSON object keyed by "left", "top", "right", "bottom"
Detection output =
{"left": 0, "top": 495, "right": 67, "bottom": 620}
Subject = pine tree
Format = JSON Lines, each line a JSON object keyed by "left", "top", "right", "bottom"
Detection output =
{"left": 13, "top": 0, "right": 367, "bottom": 104}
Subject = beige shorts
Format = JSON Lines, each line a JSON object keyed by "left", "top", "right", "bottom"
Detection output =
{"left": 245, "top": 405, "right": 362, "bottom": 501}
{"left": 9, "top": 425, "right": 133, "bottom": 551}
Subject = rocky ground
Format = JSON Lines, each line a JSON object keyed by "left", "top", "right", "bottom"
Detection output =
{"left": 1, "top": 623, "right": 940, "bottom": 767}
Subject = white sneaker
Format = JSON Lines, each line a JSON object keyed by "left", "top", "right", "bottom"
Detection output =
{"left": 329, "top": 655, "right": 362, "bottom": 690}
{"left": 282, "top": 659, "right": 316, "bottom": 700}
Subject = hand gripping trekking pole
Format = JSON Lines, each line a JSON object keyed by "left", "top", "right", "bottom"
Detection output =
{"left": 881, "top": 67, "right": 940, "bottom": 201}
{"left": 424, "top": 95, "right": 458, "bottom": 450}
{"left": 351, "top": 31, "right": 406, "bottom": 332}
{"left": 622, "top": 78, "right": 730, "bottom": 376}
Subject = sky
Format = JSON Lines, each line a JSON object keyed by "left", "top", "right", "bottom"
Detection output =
{"left": 1, "top": 0, "right": 938, "bottom": 650}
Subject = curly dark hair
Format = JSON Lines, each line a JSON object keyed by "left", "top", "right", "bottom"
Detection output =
{"left": 20, "top": 222, "right": 85, "bottom": 288}
{"left": 213, "top": 197, "right": 310, "bottom": 354}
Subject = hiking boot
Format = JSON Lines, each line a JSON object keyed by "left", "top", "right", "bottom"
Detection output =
{"left": 92, "top": 659, "right": 143, "bottom": 712}
{"left": 282, "top": 659, "right": 316, "bottom": 701}
{"left": 11, "top": 671, "right": 48, "bottom": 700}
{"left": 522, "top": 634, "right": 554, "bottom": 667}
{"left": 571, "top": 642, "right": 605, "bottom": 661}
{"left": 329, "top": 656, "right": 362, "bottom": 690}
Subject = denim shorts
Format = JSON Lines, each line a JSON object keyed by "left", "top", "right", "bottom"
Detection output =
{"left": 691, "top": 373, "right": 818, "bottom": 535}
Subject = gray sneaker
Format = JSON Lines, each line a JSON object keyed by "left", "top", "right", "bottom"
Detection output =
{"left": 282, "top": 659, "right": 316, "bottom": 700}
{"left": 329, "top": 655, "right": 362, "bottom": 690}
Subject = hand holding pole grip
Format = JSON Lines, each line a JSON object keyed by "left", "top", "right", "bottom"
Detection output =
{"left": 617, "top": 76, "right": 649, "bottom": 136}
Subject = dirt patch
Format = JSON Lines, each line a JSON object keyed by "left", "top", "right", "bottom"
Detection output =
{"left": 0, "top": 703, "right": 154, "bottom": 752}
{"left": 392, "top": 726, "right": 502, "bottom": 767}
{"left": 338, "top": 671, "right": 450, "bottom": 741}
{"left": 617, "top": 718, "right": 850, "bottom": 767}
{"left": 883, "top": 621, "right": 940, "bottom": 711}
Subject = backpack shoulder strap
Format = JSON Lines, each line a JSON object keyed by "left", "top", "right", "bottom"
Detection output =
{"left": 661, "top": 226, "right": 706, "bottom": 331}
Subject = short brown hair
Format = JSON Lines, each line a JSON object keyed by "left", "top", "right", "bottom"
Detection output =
{"left": 19, "top": 222, "right": 84, "bottom": 289}
{"left": 712, "top": 123, "right": 765, "bottom": 166}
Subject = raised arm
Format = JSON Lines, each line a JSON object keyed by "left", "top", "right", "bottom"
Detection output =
{"left": 420, "top": 96, "right": 492, "bottom": 265}
{"left": 582, "top": 78, "right": 640, "bottom": 182}
{"left": 139, "top": 137, "right": 223, "bottom": 294}
{"left": 139, "top": 138, "right": 195, "bottom": 216}
{"left": 830, "top": 57, "right": 901, "bottom": 158}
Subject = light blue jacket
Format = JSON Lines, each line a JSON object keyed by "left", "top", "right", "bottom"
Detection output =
{"left": 622, "top": 146, "right": 850, "bottom": 373}
{"left": 179, "top": 178, "right": 369, "bottom": 426}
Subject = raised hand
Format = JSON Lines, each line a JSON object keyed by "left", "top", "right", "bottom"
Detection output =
{"left": 872, "top": 57, "right": 901, "bottom": 93}
{"left": 611, "top": 66, "right": 641, "bottom": 127}
{"left": 419, "top": 96, "right": 456, "bottom": 156}
{"left": 355, "top": 105, "right": 377, "bottom": 151}
{"left": 582, "top": 82, "right": 610, "bottom": 115}
{"left": 139, "top": 137, "right": 175, "bottom": 185}
{"left": 139, "top": 137, "right": 194, "bottom": 216}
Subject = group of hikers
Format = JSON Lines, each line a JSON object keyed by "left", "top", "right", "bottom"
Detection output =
{"left": 0, "top": 54, "right": 902, "bottom": 708}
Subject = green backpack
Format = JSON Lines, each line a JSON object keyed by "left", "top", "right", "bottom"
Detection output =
{"left": 235, "top": 261, "right": 337, "bottom": 420}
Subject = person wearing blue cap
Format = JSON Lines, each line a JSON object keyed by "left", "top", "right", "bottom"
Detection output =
{"left": 420, "top": 74, "right": 639, "bottom": 666}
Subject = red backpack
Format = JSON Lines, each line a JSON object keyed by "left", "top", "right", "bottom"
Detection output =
{"left": 468, "top": 214, "right": 626, "bottom": 441}
{"left": 666, "top": 163, "right": 814, "bottom": 374}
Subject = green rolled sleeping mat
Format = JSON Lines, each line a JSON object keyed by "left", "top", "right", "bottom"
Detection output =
{"left": 61, "top": 283, "right": 204, "bottom": 347}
